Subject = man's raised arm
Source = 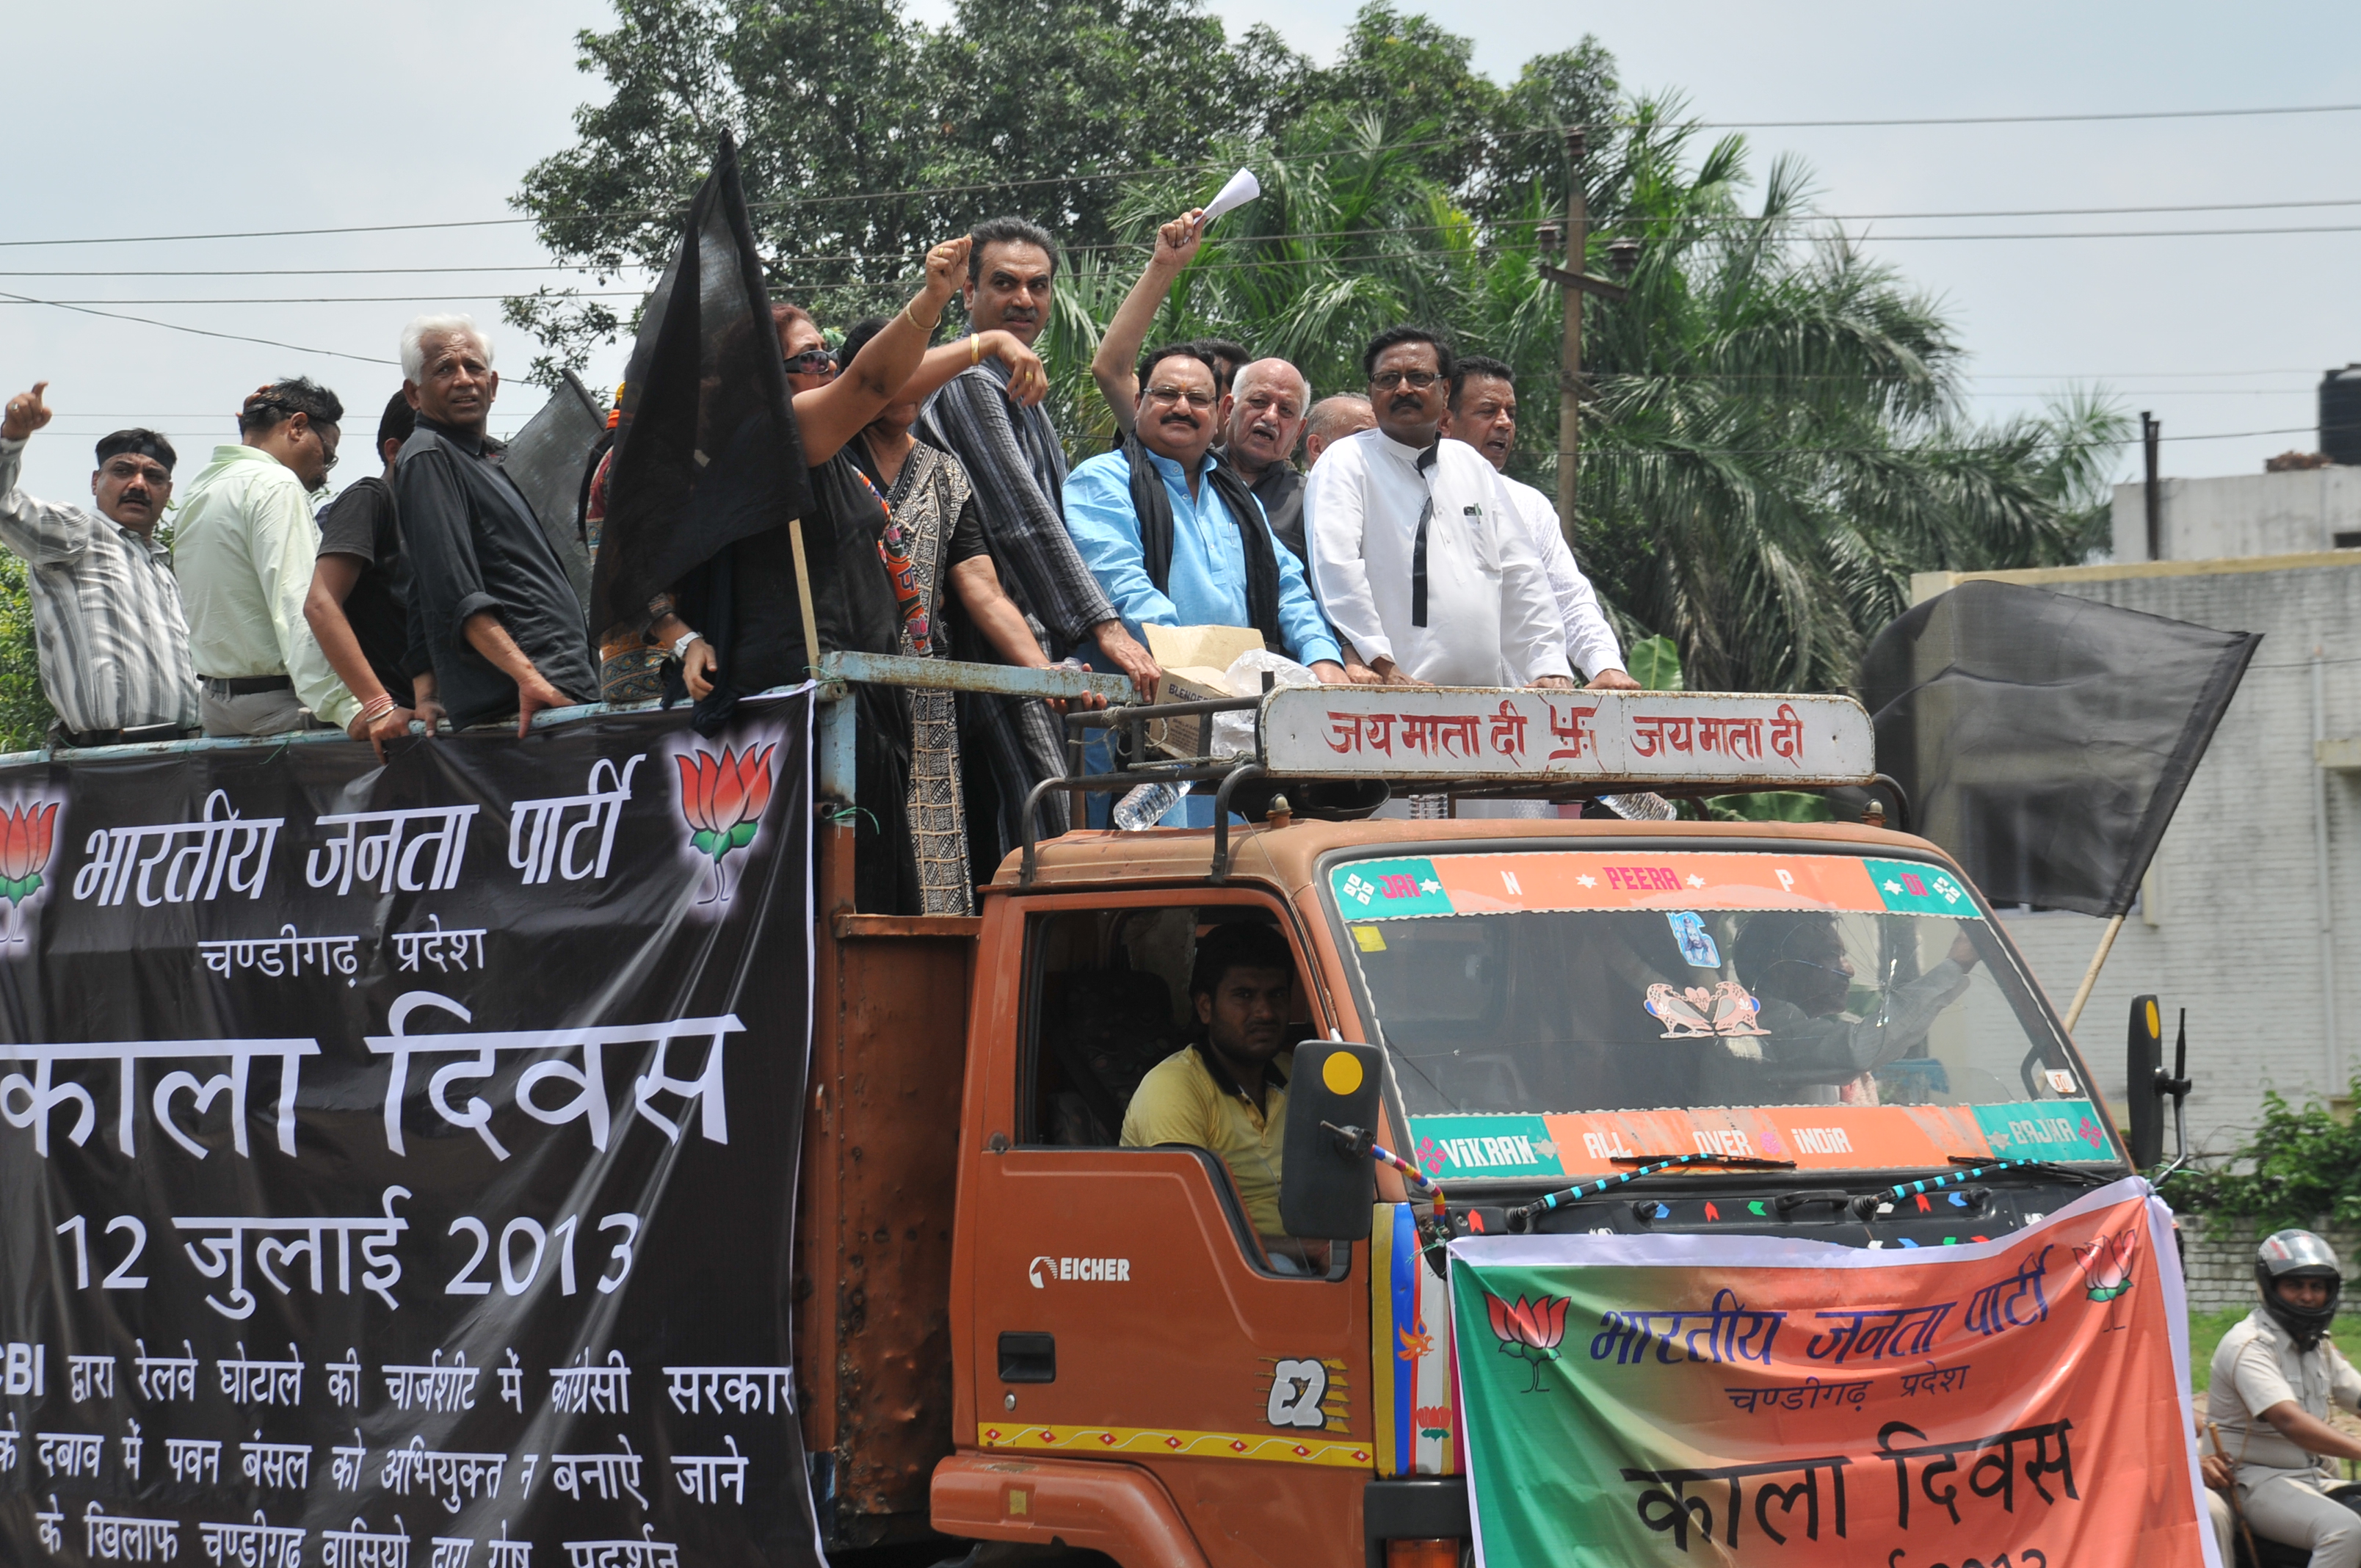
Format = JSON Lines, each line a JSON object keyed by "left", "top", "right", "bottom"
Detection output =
{"left": 1089, "top": 211, "right": 1204, "bottom": 435}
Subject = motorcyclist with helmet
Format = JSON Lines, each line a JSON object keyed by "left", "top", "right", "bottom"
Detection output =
{"left": 2207, "top": 1230, "right": 2361, "bottom": 1567}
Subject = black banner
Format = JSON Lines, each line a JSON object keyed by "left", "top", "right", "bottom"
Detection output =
{"left": 0, "top": 694, "right": 819, "bottom": 1568}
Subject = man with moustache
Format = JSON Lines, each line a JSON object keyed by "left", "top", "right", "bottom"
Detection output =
{"left": 1306, "top": 326, "right": 1584, "bottom": 692}
{"left": 0, "top": 382, "right": 199, "bottom": 744}
{"left": 1065, "top": 344, "right": 1344, "bottom": 826}
{"left": 1445, "top": 355, "right": 1632, "bottom": 688}
{"left": 394, "top": 314, "right": 595, "bottom": 736}
{"left": 918, "top": 217, "right": 1160, "bottom": 854}
{"left": 172, "top": 377, "right": 362, "bottom": 737}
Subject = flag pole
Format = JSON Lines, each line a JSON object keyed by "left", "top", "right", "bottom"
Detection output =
{"left": 2060, "top": 912, "right": 2127, "bottom": 1032}
{"left": 787, "top": 516, "right": 822, "bottom": 675}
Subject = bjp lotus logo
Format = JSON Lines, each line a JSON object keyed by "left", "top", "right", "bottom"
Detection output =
{"left": 0, "top": 801, "right": 57, "bottom": 943}
{"left": 1484, "top": 1293, "right": 1570, "bottom": 1393}
{"left": 2072, "top": 1226, "right": 2140, "bottom": 1304}
{"left": 676, "top": 744, "right": 776, "bottom": 904}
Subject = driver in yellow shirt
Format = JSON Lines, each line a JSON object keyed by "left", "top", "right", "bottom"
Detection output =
{"left": 1121, "top": 923, "right": 1302, "bottom": 1258}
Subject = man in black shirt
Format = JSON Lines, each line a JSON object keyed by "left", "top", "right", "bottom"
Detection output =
{"left": 305, "top": 392, "right": 418, "bottom": 754}
{"left": 391, "top": 315, "right": 595, "bottom": 735}
{"left": 1221, "top": 358, "right": 1312, "bottom": 567}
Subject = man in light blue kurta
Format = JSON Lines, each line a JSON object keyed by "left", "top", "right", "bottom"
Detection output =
{"left": 1065, "top": 345, "right": 1348, "bottom": 824}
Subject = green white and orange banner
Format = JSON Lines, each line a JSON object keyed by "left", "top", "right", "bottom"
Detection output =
{"left": 1450, "top": 1178, "right": 2211, "bottom": 1568}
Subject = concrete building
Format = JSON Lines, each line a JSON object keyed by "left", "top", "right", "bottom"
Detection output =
{"left": 2109, "top": 467, "right": 2361, "bottom": 562}
{"left": 1910, "top": 551, "right": 2361, "bottom": 1158}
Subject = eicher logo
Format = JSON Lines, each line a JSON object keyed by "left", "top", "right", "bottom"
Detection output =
{"left": 1029, "top": 1255, "right": 1131, "bottom": 1288}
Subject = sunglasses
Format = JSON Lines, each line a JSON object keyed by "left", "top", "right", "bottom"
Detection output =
{"left": 785, "top": 350, "right": 836, "bottom": 374}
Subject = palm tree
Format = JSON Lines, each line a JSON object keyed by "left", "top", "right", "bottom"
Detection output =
{"left": 1066, "top": 96, "right": 2127, "bottom": 694}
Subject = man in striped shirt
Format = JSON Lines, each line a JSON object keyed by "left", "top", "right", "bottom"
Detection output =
{"left": 0, "top": 382, "right": 200, "bottom": 746}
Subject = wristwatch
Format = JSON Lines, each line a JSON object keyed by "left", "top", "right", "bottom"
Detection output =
{"left": 671, "top": 631, "right": 700, "bottom": 661}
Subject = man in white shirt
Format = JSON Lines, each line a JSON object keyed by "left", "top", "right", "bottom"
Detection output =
{"left": 1445, "top": 355, "right": 1634, "bottom": 688}
{"left": 1305, "top": 326, "right": 1623, "bottom": 691}
{"left": 173, "top": 379, "right": 360, "bottom": 737}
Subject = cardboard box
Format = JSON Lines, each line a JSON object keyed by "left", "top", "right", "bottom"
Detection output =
{"left": 1142, "top": 625, "right": 1264, "bottom": 758}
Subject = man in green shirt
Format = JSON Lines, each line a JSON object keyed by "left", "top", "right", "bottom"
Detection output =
{"left": 1121, "top": 923, "right": 1301, "bottom": 1253}
{"left": 173, "top": 378, "right": 360, "bottom": 737}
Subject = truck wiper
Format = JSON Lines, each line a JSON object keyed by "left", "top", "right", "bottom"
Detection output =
{"left": 1504, "top": 1151, "right": 1797, "bottom": 1233}
{"left": 1843, "top": 1156, "right": 2106, "bottom": 1219}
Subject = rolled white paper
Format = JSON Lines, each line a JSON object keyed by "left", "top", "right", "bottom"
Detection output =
{"left": 1200, "top": 168, "right": 1261, "bottom": 228}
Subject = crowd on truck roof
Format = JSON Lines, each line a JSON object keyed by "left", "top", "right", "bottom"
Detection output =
{"left": 0, "top": 207, "right": 1638, "bottom": 916}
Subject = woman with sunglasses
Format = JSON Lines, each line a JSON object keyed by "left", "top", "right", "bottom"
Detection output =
{"left": 590, "top": 236, "right": 1052, "bottom": 705}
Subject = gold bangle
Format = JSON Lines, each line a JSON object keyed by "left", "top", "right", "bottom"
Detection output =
{"left": 903, "top": 298, "right": 936, "bottom": 333}
{"left": 970, "top": 333, "right": 982, "bottom": 366}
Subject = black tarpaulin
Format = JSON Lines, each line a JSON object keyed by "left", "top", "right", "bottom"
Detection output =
{"left": 591, "top": 133, "right": 819, "bottom": 690}
{"left": 1859, "top": 578, "right": 2260, "bottom": 918}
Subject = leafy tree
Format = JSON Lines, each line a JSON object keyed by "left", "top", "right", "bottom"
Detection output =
{"left": 509, "top": 0, "right": 2128, "bottom": 696}
{"left": 2172, "top": 1084, "right": 2361, "bottom": 1232}
{"left": 0, "top": 552, "right": 52, "bottom": 753}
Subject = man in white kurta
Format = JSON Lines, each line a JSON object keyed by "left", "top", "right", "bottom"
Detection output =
{"left": 1304, "top": 327, "right": 1595, "bottom": 690}
{"left": 1446, "top": 354, "right": 1633, "bottom": 686}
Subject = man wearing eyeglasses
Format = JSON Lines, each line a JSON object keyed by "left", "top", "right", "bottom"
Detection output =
{"left": 0, "top": 384, "right": 200, "bottom": 746}
{"left": 1065, "top": 344, "right": 1348, "bottom": 824}
{"left": 173, "top": 377, "right": 363, "bottom": 737}
{"left": 1305, "top": 326, "right": 1595, "bottom": 693}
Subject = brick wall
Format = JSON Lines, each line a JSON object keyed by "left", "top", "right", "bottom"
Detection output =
{"left": 2175, "top": 1213, "right": 2361, "bottom": 1316}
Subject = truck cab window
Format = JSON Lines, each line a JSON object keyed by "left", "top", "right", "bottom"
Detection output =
{"left": 1020, "top": 903, "right": 1338, "bottom": 1277}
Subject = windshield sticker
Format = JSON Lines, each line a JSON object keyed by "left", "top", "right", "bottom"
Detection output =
{"left": 1864, "top": 857, "right": 1975, "bottom": 916}
{"left": 1665, "top": 910, "right": 1721, "bottom": 967}
{"left": 1404, "top": 1106, "right": 2005, "bottom": 1177}
{"left": 1333, "top": 859, "right": 1455, "bottom": 918}
{"left": 1973, "top": 1100, "right": 2113, "bottom": 1162}
{"left": 1350, "top": 925, "right": 1388, "bottom": 952}
{"left": 1408, "top": 1117, "right": 1564, "bottom": 1180}
{"left": 1643, "top": 980, "right": 1767, "bottom": 1039}
{"left": 1338, "top": 852, "right": 1989, "bottom": 920}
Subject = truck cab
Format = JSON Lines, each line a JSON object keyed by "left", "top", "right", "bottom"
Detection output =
{"left": 794, "top": 666, "right": 2130, "bottom": 1568}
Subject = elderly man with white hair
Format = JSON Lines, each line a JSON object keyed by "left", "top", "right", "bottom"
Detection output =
{"left": 391, "top": 314, "right": 595, "bottom": 736}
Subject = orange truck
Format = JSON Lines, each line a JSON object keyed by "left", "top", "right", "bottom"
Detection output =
{"left": 797, "top": 658, "right": 2160, "bottom": 1568}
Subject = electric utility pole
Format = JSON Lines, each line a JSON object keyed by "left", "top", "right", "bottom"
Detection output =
{"left": 1537, "top": 127, "right": 1634, "bottom": 529}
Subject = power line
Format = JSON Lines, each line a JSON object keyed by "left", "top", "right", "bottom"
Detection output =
{"left": 0, "top": 291, "right": 395, "bottom": 366}
{"left": 1686, "top": 102, "right": 2361, "bottom": 129}
{"left": 15, "top": 195, "right": 2361, "bottom": 277}
{"left": 14, "top": 101, "right": 2361, "bottom": 252}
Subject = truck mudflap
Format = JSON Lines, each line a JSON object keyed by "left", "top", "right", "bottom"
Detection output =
{"left": 932, "top": 1453, "right": 1209, "bottom": 1568}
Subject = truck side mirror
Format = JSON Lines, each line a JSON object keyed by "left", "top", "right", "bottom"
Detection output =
{"left": 1281, "top": 1041, "right": 1382, "bottom": 1240}
{"left": 2126, "top": 994, "right": 2164, "bottom": 1169}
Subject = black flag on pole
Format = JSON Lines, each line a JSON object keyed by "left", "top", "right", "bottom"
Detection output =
{"left": 1859, "top": 578, "right": 2260, "bottom": 918}
{"left": 592, "top": 133, "right": 824, "bottom": 723}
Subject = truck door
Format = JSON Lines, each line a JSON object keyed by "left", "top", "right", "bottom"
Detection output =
{"left": 960, "top": 892, "right": 1370, "bottom": 1568}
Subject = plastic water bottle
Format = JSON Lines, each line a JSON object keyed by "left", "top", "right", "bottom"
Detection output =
{"left": 1113, "top": 780, "right": 1189, "bottom": 831}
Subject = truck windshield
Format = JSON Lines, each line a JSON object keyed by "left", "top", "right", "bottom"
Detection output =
{"left": 1327, "top": 848, "right": 2117, "bottom": 1180}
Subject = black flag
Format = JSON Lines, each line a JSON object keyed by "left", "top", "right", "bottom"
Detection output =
{"left": 592, "top": 132, "right": 821, "bottom": 716}
{"left": 1859, "top": 578, "right": 2260, "bottom": 918}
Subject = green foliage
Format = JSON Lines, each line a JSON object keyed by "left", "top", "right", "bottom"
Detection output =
{"left": 2172, "top": 1084, "right": 2361, "bottom": 1232}
{"left": 0, "top": 550, "right": 54, "bottom": 752}
{"left": 1624, "top": 634, "right": 1682, "bottom": 691}
{"left": 512, "top": 1, "right": 2130, "bottom": 694}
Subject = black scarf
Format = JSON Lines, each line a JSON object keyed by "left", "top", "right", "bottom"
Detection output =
{"left": 1124, "top": 433, "right": 1285, "bottom": 652}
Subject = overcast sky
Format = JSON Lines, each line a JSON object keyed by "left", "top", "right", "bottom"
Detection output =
{"left": 10, "top": 1, "right": 2360, "bottom": 515}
